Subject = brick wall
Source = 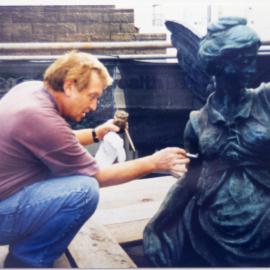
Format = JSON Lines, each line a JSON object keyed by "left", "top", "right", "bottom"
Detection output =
{"left": 0, "top": 5, "right": 166, "bottom": 55}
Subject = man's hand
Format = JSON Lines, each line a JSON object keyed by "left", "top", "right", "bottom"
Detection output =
{"left": 95, "top": 119, "right": 120, "bottom": 140}
{"left": 151, "top": 147, "right": 189, "bottom": 175}
{"left": 95, "top": 147, "right": 190, "bottom": 187}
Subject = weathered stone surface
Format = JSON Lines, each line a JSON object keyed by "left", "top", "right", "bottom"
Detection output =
{"left": 88, "top": 49, "right": 136, "bottom": 55}
{"left": 111, "top": 33, "right": 136, "bottom": 41}
{"left": 0, "top": 23, "right": 12, "bottom": 40}
{"left": 0, "top": 49, "right": 52, "bottom": 55}
{"left": 77, "top": 24, "right": 110, "bottom": 35}
{"left": 135, "top": 49, "right": 166, "bottom": 54}
{"left": 0, "top": 12, "right": 12, "bottom": 23}
{"left": 0, "top": 5, "right": 167, "bottom": 55}
{"left": 32, "top": 23, "right": 77, "bottom": 35}
{"left": 121, "top": 23, "right": 138, "bottom": 33}
{"left": 89, "top": 34, "right": 111, "bottom": 41}
{"left": 44, "top": 5, "right": 115, "bottom": 13}
{"left": 54, "top": 33, "right": 92, "bottom": 42}
{"left": 135, "top": 33, "right": 166, "bottom": 41}
{"left": 31, "top": 34, "right": 55, "bottom": 42}
{"left": 12, "top": 11, "right": 58, "bottom": 23}
{"left": 103, "top": 10, "right": 134, "bottom": 23}
{"left": 59, "top": 12, "right": 103, "bottom": 23}
{"left": 109, "top": 23, "right": 121, "bottom": 34}
{"left": 10, "top": 23, "right": 32, "bottom": 42}
{"left": 0, "top": 6, "right": 45, "bottom": 13}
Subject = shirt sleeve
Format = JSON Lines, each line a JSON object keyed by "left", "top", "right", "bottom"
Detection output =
{"left": 13, "top": 109, "right": 99, "bottom": 177}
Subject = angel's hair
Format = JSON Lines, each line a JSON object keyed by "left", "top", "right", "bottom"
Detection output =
{"left": 198, "top": 17, "right": 261, "bottom": 72}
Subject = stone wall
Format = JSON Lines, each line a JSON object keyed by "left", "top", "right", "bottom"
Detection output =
{"left": 0, "top": 5, "right": 166, "bottom": 55}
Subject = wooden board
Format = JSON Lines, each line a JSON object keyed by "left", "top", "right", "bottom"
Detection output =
{"left": 93, "top": 175, "right": 177, "bottom": 244}
{"left": 54, "top": 253, "right": 72, "bottom": 268}
{"left": 0, "top": 246, "right": 8, "bottom": 268}
{"left": 96, "top": 176, "right": 176, "bottom": 210}
{"left": 106, "top": 219, "right": 149, "bottom": 244}
{"left": 68, "top": 218, "right": 137, "bottom": 268}
{"left": 95, "top": 201, "right": 162, "bottom": 224}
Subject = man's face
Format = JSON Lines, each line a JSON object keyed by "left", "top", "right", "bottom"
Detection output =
{"left": 66, "top": 71, "right": 104, "bottom": 122}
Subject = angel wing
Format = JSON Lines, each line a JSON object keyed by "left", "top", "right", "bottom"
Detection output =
{"left": 165, "top": 20, "right": 213, "bottom": 106}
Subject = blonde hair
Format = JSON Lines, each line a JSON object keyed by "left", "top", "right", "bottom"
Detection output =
{"left": 44, "top": 50, "right": 113, "bottom": 91}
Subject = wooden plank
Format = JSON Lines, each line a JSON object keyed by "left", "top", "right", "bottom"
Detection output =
{"left": 0, "top": 246, "right": 8, "bottom": 268}
{"left": 0, "top": 245, "right": 71, "bottom": 268}
{"left": 105, "top": 219, "right": 149, "bottom": 244}
{"left": 94, "top": 201, "right": 161, "bottom": 225}
{"left": 68, "top": 218, "right": 137, "bottom": 268}
{"left": 54, "top": 254, "right": 72, "bottom": 268}
{"left": 93, "top": 176, "right": 177, "bottom": 244}
{"left": 97, "top": 176, "right": 176, "bottom": 210}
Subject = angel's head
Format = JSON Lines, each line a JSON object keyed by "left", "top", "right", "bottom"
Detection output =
{"left": 198, "top": 17, "right": 261, "bottom": 87}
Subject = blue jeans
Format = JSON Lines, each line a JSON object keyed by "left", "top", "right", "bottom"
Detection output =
{"left": 0, "top": 175, "right": 99, "bottom": 267}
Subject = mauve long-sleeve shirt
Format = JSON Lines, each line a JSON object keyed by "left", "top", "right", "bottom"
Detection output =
{"left": 0, "top": 81, "right": 98, "bottom": 200}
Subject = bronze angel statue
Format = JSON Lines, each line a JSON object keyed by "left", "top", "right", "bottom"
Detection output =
{"left": 143, "top": 17, "right": 270, "bottom": 267}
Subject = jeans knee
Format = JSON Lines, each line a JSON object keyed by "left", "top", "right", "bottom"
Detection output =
{"left": 75, "top": 176, "right": 100, "bottom": 216}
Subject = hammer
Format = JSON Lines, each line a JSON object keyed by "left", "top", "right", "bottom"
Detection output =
{"left": 113, "top": 110, "right": 136, "bottom": 152}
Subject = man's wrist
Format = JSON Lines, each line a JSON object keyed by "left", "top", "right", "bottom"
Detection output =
{"left": 140, "top": 155, "right": 157, "bottom": 173}
{"left": 92, "top": 129, "right": 99, "bottom": 143}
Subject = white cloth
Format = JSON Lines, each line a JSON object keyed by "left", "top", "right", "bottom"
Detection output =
{"left": 95, "top": 132, "right": 126, "bottom": 168}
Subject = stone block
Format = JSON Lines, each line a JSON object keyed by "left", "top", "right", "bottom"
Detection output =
{"left": 54, "top": 33, "right": 92, "bottom": 42}
{"left": 103, "top": 10, "right": 134, "bottom": 23}
{"left": 121, "top": 23, "right": 138, "bottom": 33}
{"left": 44, "top": 5, "right": 115, "bottom": 13}
{"left": 135, "top": 33, "right": 166, "bottom": 41}
{"left": 32, "top": 23, "right": 77, "bottom": 35}
{"left": 134, "top": 49, "right": 166, "bottom": 54}
{"left": 0, "top": 6, "right": 45, "bottom": 13}
{"left": 89, "top": 34, "right": 111, "bottom": 41}
{"left": 110, "top": 33, "right": 135, "bottom": 41}
{"left": 86, "top": 48, "right": 136, "bottom": 55}
{"left": 31, "top": 34, "right": 54, "bottom": 42}
{"left": 9, "top": 23, "right": 32, "bottom": 41}
{"left": 12, "top": 11, "right": 58, "bottom": 23}
{"left": 0, "top": 49, "right": 57, "bottom": 55}
{"left": 0, "top": 12, "right": 12, "bottom": 23}
{"left": 77, "top": 23, "right": 110, "bottom": 35}
{"left": 59, "top": 12, "right": 103, "bottom": 23}
{"left": 108, "top": 49, "right": 136, "bottom": 55}
{"left": 0, "top": 23, "right": 12, "bottom": 41}
{"left": 109, "top": 23, "right": 121, "bottom": 34}
{"left": 102, "top": 13, "right": 110, "bottom": 23}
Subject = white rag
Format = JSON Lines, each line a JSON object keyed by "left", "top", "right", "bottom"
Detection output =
{"left": 95, "top": 132, "right": 126, "bottom": 168}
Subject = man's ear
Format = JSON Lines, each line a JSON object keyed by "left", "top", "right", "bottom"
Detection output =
{"left": 63, "top": 80, "right": 74, "bottom": 97}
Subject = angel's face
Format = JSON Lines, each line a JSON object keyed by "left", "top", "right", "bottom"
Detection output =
{"left": 220, "top": 45, "right": 258, "bottom": 89}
